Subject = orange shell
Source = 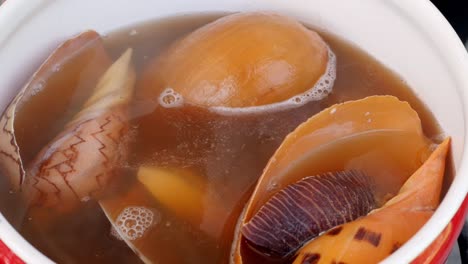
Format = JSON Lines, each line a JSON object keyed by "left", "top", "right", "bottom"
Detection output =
{"left": 138, "top": 12, "right": 329, "bottom": 108}
{"left": 293, "top": 138, "right": 450, "bottom": 264}
{"left": 245, "top": 95, "right": 431, "bottom": 220}
{"left": 231, "top": 95, "right": 433, "bottom": 263}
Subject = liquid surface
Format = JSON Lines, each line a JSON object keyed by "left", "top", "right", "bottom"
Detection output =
{"left": 0, "top": 13, "right": 451, "bottom": 264}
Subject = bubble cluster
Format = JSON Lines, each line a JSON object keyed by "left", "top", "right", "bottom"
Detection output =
{"left": 114, "top": 206, "right": 159, "bottom": 241}
{"left": 30, "top": 80, "right": 45, "bottom": 96}
{"left": 287, "top": 48, "right": 336, "bottom": 105}
{"left": 212, "top": 46, "right": 337, "bottom": 115}
{"left": 158, "top": 88, "right": 184, "bottom": 108}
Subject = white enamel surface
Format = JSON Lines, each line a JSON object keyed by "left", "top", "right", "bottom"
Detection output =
{"left": 0, "top": 0, "right": 467, "bottom": 263}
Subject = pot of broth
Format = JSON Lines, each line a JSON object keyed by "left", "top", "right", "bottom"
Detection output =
{"left": 1, "top": 0, "right": 468, "bottom": 263}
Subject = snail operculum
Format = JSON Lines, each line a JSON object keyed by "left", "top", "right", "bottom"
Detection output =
{"left": 242, "top": 170, "right": 376, "bottom": 258}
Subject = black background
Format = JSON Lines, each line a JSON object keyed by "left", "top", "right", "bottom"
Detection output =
{"left": 431, "top": 0, "right": 468, "bottom": 44}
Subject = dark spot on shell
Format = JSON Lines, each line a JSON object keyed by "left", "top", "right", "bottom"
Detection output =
{"left": 354, "top": 227, "right": 381, "bottom": 247}
{"left": 390, "top": 242, "right": 402, "bottom": 253}
{"left": 242, "top": 170, "right": 376, "bottom": 258}
{"left": 327, "top": 226, "right": 343, "bottom": 236}
{"left": 331, "top": 261, "right": 347, "bottom": 264}
{"left": 302, "top": 253, "right": 320, "bottom": 264}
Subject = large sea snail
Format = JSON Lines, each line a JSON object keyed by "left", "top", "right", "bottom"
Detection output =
{"left": 230, "top": 95, "right": 434, "bottom": 263}
{"left": 138, "top": 12, "right": 336, "bottom": 109}
{"left": 0, "top": 31, "right": 112, "bottom": 191}
{"left": 0, "top": 31, "right": 135, "bottom": 215}
{"left": 293, "top": 138, "right": 449, "bottom": 264}
{"left": 22, "top": 48, "right": 135, "bottom": 213}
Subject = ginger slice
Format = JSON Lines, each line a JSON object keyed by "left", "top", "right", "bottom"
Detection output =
{"left": 137, "top": 166, "right": 228, "bottom": 238}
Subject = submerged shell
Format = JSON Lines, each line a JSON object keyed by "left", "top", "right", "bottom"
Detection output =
{"left": 246, "top": 96, "right": 432, "bottom": 218}
{"left": 231, "top": 96, "right": 432, "bottom": 263}
{"left": 100, "top": 182, "right": 220, "bottom": 264}
{"left": 23, "top": 49, "right": 135, "bottom": 213}
{"left": 138, "top": 12, "right": 333, "bottom": 108}
{"left": 100, "top": 183, "right": 162, "bottom": 264}
{"left": 0, "top": 31, "right": 111, "bottom": 190}
{"left": 293, "top": 138, "right": 450, "bottom": 264}
{"left": 242, "top": 171, "right": 376, "bottom": 258}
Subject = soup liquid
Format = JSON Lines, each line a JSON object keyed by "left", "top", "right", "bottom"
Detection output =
{"left": 0, "top": 13, "right": 452, "bottom": 264}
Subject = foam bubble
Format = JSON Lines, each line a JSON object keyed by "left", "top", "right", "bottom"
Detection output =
{"left": 52, "top": 63, "right": 61, "bottom": 73}
{"left": 129, "top": 29, "right": 138, "bottom": 36}
{"left": 267, "top": 181, "right": 279, "bottom": 191}
{"left": 158, "top": 88, "right": 184, "bottom": 108}
{"left": 31, "top": 80, "right": 45, "bottom": 96}
{"left": 114, "top": 206, "right": 160, "bottom": 241}
{"left": 211, "top": 46, "right": 337, "bottom": 115}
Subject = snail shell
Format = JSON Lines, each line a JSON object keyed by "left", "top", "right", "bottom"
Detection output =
{"left": 138, "top": 12, "right": 334, "bottom": 110}
{"left": 293, "top": 138, "right": 449, "bottom": 264}
{"left": 231, "top": 95, "right": 433, "bottom": 263}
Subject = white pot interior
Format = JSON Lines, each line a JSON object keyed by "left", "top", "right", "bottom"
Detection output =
{"left": 1, "top": 0, "right": 468, "bottom": 263}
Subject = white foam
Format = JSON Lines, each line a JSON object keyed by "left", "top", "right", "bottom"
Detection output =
{"left": 114, "top": 206, "right": 159, "bottom": 241}
{"left": 158, "top": 88, "right": 184, "bottom": 108}
{"left": 30, "top": 80, "right": 45, "bottom": 96}
{"left": 211, "top": 46, "right": 337, "bottom": 115}
{"left": 52, "top": 63, "right": 61, "bottom": 73}
{"left": 266, "top": 181, "right": 279, "bottom": 191}
{"left": 129, "top": 29, "right": 138, "bottom": 36}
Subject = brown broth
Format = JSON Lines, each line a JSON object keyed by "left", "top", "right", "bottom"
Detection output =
{"left": 0, "top": 13, "right": 452, "bottom": 264}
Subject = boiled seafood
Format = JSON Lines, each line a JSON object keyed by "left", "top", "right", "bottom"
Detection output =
{"left": 293, "top": 138, "right": 449, "bottom": 264}
{"left": 231, "top": 95, "right": 434, "bottom": 263}
{"left": 138, "top": 12, "right": 335, "bottom": 110}
{"left": 0, "top": 35, "right": 135, "bottom": 215}
{"left": 0, "top": 31, "right": 111, "bottom": 190}
{"left": 242, "top": 170, "right": 376, "bottom": 258}
{"left": 22, "top": 48, "right": 135, "bottom": 213}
